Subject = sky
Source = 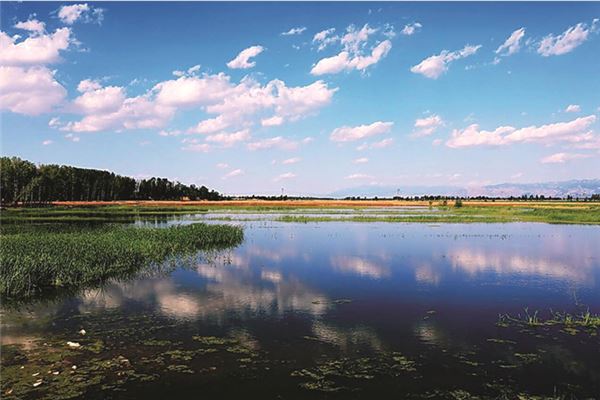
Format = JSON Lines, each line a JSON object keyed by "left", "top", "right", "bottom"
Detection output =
{"left": 1, "top": 2, "right": 600, "bottom": 196}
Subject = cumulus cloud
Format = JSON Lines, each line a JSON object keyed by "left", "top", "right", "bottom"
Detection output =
{"left": 538, "top": 21, "right": 597, "bottom": 56}
{"left": 0, "top": 66, "right": 67, "bottom": 115}
{"left": 59, "top": 72, "right": 336, "bottom": 135}
{"left": 205, "top": 129, "right": 251, "bottom": 147}
{"left": 495, "top": 27, "right": 526, "bottom": 57}
{"left": 71, "top": 85, "right": 126, "bottom": 114}
{"left": 353, "top": 157, "right": 368, "bottom": 164}
{"left": 0, "top": 23, "right": 72, "bottom": 116}
{"left": 401, "top": 22, "right": 422, "bottom": 36}
{"left": 411, "top": 44, "right": 481, "bottom": 79}
{"left": 0, "top": 28, "right": 71, "bottom": 66}
{"left": 330, "top": 121, "right": 393, "bottom": 142}
{"left": 261, "top": 115, "right": 284, "bottom": 127}
{"left": 227, "top": 45, "right": 264, "bottom": 69}
{"left": 42, "top": 139, "right": 53, "bottom": 145}
{"left": 540, "top": 152, "right": 591, "bottom": 164}
{"left": 281, "top": 27, "right": 306, "bottom": 36}
{"left": 446, "top": 115, "right": 597, "bottom": 148}
{"left": 311, "top": 24, "right": 392, "bottom": 75}
{"left": 412, "top": 114, "right": 444, "bottom": 137}
{"left": 565, "top": 104, "right": 581, "bottom": 113}
{"left": 189, "top": 115, "right": 230, "bottom": 134}
{"left": 14, "top": 19, "right": 46, "bottom": 35}
{"left": 58, "top": 3, "right": 104, "bottom": 25}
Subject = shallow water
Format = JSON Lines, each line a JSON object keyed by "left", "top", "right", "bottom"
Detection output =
{"left": 2, "top": 219, "right": 600, "bottom": 398}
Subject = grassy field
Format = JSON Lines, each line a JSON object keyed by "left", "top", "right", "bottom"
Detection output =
{"left": 0, "top": 223, "right": 243, "bottom": 301}
{"left": 2, "top": 200, "right": 599, "bottom": 224}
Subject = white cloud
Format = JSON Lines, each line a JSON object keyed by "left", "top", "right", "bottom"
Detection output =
{"left": 222, "top": 169, "right": 244, "bottom": 179}
{"left": 311, "top": 40, "right": 391, "bottom": 76}
{"left": 14, "top": 19, "right": 46, "bottom": 35}
{"left": 216, "top": 163, "right": 229, "bottom": 169}
{"left": 565, "top": 104, "right": 581, "bottom": 113}
{"left": 72, "top": 84, "right": 126, "bottom": 114}
{"left": 341, "top": 24, "right": 377, "bottom": 53}
{"left": 330, "top": 121, "right": 393, "bottom": 142}
{"left": 312, "top": 28, "right": 338, "bottom": 51}
{"left": 411, "top": 44, "right": 481, "bottom": 79}
{"left": 189, "top": 115, "right": 230, "bottom": 134}
{"left": 205, "top": 129, "right": 251, "bottom": 147}
{"left": 0, "top": 28, "right": 71, "bottom": 66}
{"left": 496, "top": 28, "right": 526, "bottom": 57}
{"left": 538, "top": 21, "right": 597, "bottom": 56}
{"left": 281, "top": 27, "right": 306, "bottom": 36}
{"left": 311, "top": 24, "right": 392, "bottom": 75}
{"left": 446, "top": 115, "right": 597, "bottom": 148}
{"left": 401, "top": 22, "right": 422, "bottom": 36}
{"left": 261, "top": 115, "right": 284, "bottom": 127}
{"left": 540, "top": 152, "right": 591, "bottom": 164}
{"left": 153, "top": 73, "right": 234, "bottom": 108}
{"left": 282, "top": 157, "right": 301, "bottom": 165}
{"left": 274, "top": 172, "right": 297, "bottom": 181}
{"left": 65, "top": 133, "right": 80, "bottom": 142}
{"left": 356, "top": 138, "right": 394, "bottom": 150}
{"left": 353, "top": 157, "right": 369, "bottom": 164}
{"left": 345, "top": 173, "right": 373, "bottom": 180}
{"left": 0, "top": 66, "right": 66, "bottom": 115}
{"left": 42, "top": 139, "right": 53, "bottom": 145}
{"left": 58, "top": 3, "right": 104, "bottom": 25}
{"left": 77, "top": 79, "right": 102, "bottom": 93}
{"left": 227, "top": 45, "right": 264, "bottom": 69}
{"left": 247, "top": 136, "right": 300, "bottom": 151}
{"left": 413, "top": 114, "right": 444, "bottom": 137}
{"left": 59, "top": 71, "right": 336, "bottom": 135}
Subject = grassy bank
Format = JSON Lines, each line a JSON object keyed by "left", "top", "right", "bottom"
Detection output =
{"left": 275, "top": 205, "right": 600, "bottom": 224}
{"left": 2, "top": 202, "right": 599, "bottom": 224}
{"left": 0, "top": 223, "right": 243, "bottom": 301}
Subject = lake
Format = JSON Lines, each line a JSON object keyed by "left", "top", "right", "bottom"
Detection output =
{"left": 2, "top": 217, "right": 600, "bottom": 399}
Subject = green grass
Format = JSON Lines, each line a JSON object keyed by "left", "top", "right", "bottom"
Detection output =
{"left": 1, "top": 204, "right": 599, "bottom": 225}
{"left": 274, "top": 205, "right": 600, "bottom": 224}
{"left": 0, "top": 223, "right": 243, "bottom": 301}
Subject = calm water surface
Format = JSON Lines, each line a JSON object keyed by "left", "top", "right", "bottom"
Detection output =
{"left": 2, "top": 219, "right": 600, "bottom": 399}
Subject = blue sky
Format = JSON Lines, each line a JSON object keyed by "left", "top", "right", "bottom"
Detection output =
{"left": 1, "top": 2, "right": 599, "bottom": 195}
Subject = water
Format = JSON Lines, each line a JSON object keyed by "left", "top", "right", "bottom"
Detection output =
{"left": 2, "top": 219, "right": 600, "bottom": 398}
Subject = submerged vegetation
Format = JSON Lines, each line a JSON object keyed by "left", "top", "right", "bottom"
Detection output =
{"left": 0, "top": 223, "right": 243, "bottom": 300}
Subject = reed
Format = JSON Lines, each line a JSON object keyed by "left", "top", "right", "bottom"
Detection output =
{"left": 0, "top": 223, "right": 243, "bottom": 300}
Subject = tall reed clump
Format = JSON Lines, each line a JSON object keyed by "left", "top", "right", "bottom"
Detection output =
{"left": 0, "top": 223, "right": 243, "bottom": 300}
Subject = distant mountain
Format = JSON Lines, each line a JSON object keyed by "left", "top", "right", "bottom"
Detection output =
{"left": 480, "top": 179, "right": 600, "bottom": 198}
{"left": 329, "top": 179, "right": 600, "bottom": 198}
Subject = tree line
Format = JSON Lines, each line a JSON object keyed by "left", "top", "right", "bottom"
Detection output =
{"left": 0, "top": 157, "right": 222, "bottom": 205}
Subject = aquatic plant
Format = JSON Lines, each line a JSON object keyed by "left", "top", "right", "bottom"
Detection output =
{"left": 0, "top": 223, "right": 243, "bottom": 300}
{"left": 497, "top": 308, "right": 600, "bottom": 335}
